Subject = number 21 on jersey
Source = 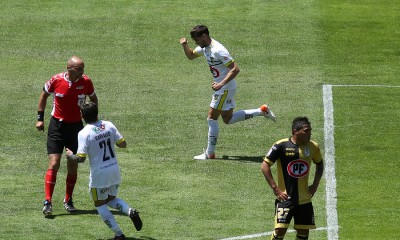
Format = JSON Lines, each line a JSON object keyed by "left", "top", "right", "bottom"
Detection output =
{"left": 99, "top": 138, "right": 115, "bottom": 161}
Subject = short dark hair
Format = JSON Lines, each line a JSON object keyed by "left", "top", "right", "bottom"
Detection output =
{"left": 80, "top": 102, "right": 98, "bottom": 123}
{"left": 292, "top": 116, "right": 311, "bottom": 131}
{"left": 190, "top": 25, "right": 209, "bottom": 39}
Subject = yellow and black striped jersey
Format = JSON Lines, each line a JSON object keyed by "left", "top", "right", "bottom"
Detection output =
{"left": 264, "top": 138, "right": 322, "bottom": 205}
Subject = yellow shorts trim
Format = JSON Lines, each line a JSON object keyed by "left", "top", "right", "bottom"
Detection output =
{"left": 216, "top": 90, "right": 228, "bottom": 110}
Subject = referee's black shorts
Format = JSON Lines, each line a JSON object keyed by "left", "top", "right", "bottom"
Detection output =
{"left": 47, "top": 117, "right": 84, "bottom": 154}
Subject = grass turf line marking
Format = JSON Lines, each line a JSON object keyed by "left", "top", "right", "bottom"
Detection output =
{"left": 323, "top": 84, "right": 339, "bottom": 240}
{"left": 331, "top": 84, "right": 400, "bottom": 88}
{"left": 218, "top": 227, "right": 330, "bottom": 240}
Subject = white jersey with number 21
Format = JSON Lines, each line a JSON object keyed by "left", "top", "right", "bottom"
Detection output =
{"left": 77, "top": 120, "right": 123, "bottom": 188}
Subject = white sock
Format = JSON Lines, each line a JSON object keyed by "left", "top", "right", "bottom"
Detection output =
{"left": 96, "top": 204, "right": 123, "bottom": 236}
{"left": 107, "top": 198, "right": 130, "bottom": 215}
{"left": 228, "top": 109, "right": 262, "bottom": 124}
{"left": 206, "top": 119, "right": 219, "bottom": 155}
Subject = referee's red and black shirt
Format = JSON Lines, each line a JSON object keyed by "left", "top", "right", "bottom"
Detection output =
{"left": 44, "top": 72, "right": 95, "bottom": 123}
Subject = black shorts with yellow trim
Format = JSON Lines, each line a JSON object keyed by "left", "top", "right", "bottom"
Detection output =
{"left": 273, "top": 200, "right": 316, "bottom": 229}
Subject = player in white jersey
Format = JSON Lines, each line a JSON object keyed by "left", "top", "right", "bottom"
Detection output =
{"left": 180, "top": 25, "right": 277, "bottom": 160}
{"left": 65, "top": 103, "right": 142, "bottom": 240}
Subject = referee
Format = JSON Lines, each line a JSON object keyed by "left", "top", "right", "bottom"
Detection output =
{"left": 36, "top": 56, "right": 98, "bottom": 216}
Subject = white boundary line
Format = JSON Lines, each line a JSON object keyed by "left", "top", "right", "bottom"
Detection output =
{"left": 219, "top": 227, "right": 330, "bottom": 240}
{"left": 323, "top": 84, "right": 339, "bottom": 240}
{"left": 330, "top": 84, "right": 400, "bottom": 88}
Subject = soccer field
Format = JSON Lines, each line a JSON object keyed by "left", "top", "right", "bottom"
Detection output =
{"left": 0, "top": 0, "right": 399, "bottom": 239}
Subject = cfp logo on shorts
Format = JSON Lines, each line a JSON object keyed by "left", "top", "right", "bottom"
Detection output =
{"left": 287, "top": 159, "right": 309, "bottom": 178}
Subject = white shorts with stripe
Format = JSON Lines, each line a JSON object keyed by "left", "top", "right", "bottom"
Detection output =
{"left": 90, "top": 184, "right": 119, "bottom": 201}
{"left": 210, "top": 88, "right": 236, "bottom": 111}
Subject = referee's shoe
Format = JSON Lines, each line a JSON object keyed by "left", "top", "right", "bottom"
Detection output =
{"left": 63, "top": 198, "right": 77, "bottom": 212}
{"left": 43, "top": 200, "right": 52, "bottom": 216}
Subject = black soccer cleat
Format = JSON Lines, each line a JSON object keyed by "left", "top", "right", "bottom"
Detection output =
{"left": 129, "top": 208, "right": 143, "bottom": 231}
{"left": 63, "top": 198, "right": 77, "bottom": 212}
{"left": 43, "top": 200, "right": 53, "bottom": 216}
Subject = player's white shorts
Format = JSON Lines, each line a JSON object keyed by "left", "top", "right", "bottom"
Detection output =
{"left": 210, "top": 88, "right": 236, "bottom": 111}
{"left": 90, "top": 184, "right": 119, "bottom": 201}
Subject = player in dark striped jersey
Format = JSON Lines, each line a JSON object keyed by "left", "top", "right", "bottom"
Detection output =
{"left": 261, "top": 116, "right": 324, "bottom": 240}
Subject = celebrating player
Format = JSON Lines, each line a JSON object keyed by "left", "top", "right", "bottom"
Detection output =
{"left": 36, "top": 56, "right": 98, "bottom": 216}
{"left": 179, "top": 25, "right": 276, "bottom": 160}
{"left": 66, "top": 102, "right": 142, "bottom": 240}
{"left": 261, "top": 116, "right": 324, "bottom": 240}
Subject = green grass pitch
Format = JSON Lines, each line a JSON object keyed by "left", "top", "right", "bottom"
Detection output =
{"left": 0, "top": 0, "right": 399, "bottom": 239}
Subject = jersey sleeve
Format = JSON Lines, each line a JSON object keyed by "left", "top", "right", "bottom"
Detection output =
{"left": 193, "top": 46, "right": 204, "bottom": 57}
{"left": 84, "top": 76, "right": 96, "bottom": 96}
{"left": 264, "top": 142, "right": 281, "bottom": 165}
{"left": 44, "top": 75, "right": 58, "bottom": 94}
{"left": 215, "top": 48, "right": 234, "bottom": 66}
{"left": 114, "top": 129, "right": 124, "bottom": 144}
{"left": 76, "top": 131, "right": 88, "bottom": 157}
{"left": 109, "top": 122, "right": 124, "bottom": 144}
{"left": 312, "top": 141, "right": 323, "bottom": 164}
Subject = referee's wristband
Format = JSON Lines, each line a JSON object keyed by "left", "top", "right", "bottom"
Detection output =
{"left": 37, "top": 111, "right": 44, "bottom": 121}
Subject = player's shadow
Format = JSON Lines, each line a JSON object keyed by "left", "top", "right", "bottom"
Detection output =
{"left": 45, "top": 211, "right": 157, "bottom": 240}
{"left": 44, "top": 209, "right": 126, "bottom": 219}
{"left": 220, "top": 155, "right": 263, "bottom": 163}
{"left": 103, "top": 237, "right": 157, "bottom": 240}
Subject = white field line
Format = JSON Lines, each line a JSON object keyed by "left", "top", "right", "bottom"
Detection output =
{"left": 219, "top": 227, "right": 330, "bottom": 240}
{"left": 331, "top": 84, "right": 400, "bottom": 88}
{"left": 323, "top": 84, "right": 339, "bottom": 240}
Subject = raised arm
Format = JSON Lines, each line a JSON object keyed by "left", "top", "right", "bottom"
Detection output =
{"left": 179, "top": 38, "right": 198, "bottom": 60}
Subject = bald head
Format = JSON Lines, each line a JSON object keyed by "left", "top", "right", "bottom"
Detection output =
{"left": 67, "top": 56, "right": 85, "bottom": 81}
{"left": 67, "top": 56, "right": 84, "bottom": 69}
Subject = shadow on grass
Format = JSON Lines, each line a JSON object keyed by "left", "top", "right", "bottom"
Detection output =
{"left": 101, "top": 236, "right": 157, "bottom": 240}
{"left": 44, "top": 209, "right": 126, "bottom": 219}
{"left": 220, "top": 155, "right": 263, "bottom": 163}
{"left": 45, "top": 211, "right": 157, "bottom": 240}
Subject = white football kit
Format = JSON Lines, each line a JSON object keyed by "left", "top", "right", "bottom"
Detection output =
{"left": 194, "top": 39, "right": 237, "bottom": 110}
{"left": 76, "top": 120, "right": 124, "bottom": 188}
